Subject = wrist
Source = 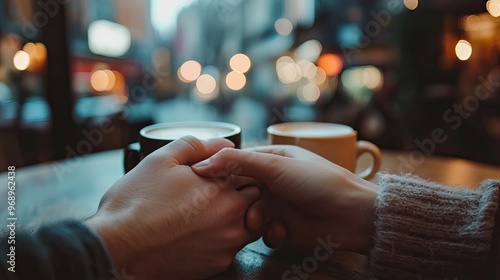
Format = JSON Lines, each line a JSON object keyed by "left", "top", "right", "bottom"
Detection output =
{"left": 325, "top": 167, "right": 377, "bottom": 254}
{"left": 84, "top": 214, "right": 128, "bottom": 270}
{"left": 357, "top": 183, "right": 377, "bottom": 254}
{"left": 340, "top": 178, "right": 377, "bottom": 254}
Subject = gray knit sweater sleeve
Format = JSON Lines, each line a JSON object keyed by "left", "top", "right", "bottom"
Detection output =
{"left": 368, "top": 174, "right": 500, "bottom": 280}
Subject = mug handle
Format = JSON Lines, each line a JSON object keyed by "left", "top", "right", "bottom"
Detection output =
{"left": 356, "top": 140, "right": 382, "bottom": 180}
{"left": 124, "top": 142, "right": 141, "bottom": 173}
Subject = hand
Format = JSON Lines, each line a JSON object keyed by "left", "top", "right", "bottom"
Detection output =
{"left": 85, "top": 137, "right": 264, "bottom": 279}
{"left": 193, "top": 145, "right": 378, "bottom": 255}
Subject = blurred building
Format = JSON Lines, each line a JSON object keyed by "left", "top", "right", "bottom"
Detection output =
{"left": 1, "top": 0, "right": 499, "bottom": 170}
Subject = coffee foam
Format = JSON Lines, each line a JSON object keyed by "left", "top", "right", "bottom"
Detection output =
{"left": 146, "top": 126, "right": 233, "bottom": 140}
{"left": 270, "top": 123, "right": 354, "bottom": 138}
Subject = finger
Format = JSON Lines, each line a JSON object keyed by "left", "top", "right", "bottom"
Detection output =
{"left": 245, "top": 200, "right": 268, "bottom": 232}
{"left": 158, "top": 136, "right": 234, "bottom": 166}
{"left": 237, "top": 186, "right": 261, "bottom": 207}
{"left": 246, "top": 145, "right": 331, "bottom": 164}
{"left": 263, "top": 221, "right": 287, "bottom": 249}
{"left": 230, "top": 175, "right": 261, "bottom": 191}
{"left": 206, "top": 175, "right": 261, "bottom": 191}
{"left": 192, "top": 148, "right": 285, "bottom": 187}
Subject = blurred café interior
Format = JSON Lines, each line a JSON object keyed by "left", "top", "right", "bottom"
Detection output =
{"left": 0, "top": 0, "right": 499, "bottom": 170}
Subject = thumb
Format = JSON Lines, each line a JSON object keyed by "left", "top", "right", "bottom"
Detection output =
{"left": 192, "top": 148, "right": 284, "bottom": 187}
{"left": 158, "top": 136, "right": 235, "bottom": 166}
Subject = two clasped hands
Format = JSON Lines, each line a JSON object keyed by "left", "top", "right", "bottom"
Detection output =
{"left": 85, "top": 136, "right": 378, "bottom": 279}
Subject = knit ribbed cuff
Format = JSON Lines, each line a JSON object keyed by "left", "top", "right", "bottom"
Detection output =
{"left": 37, "top": 220, "right": 114, "bottom": 280}
{"left": 369, "top": 174, "right": 499, "bottom": 280}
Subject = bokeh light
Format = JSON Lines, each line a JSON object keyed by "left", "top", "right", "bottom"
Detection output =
{"left": 363, "top": 66, "right": 383, "bottom": 90}
{"left": 277, "top": 62, "right": 301, "bottom": 84}
{"left": 276, "top": 56, "right": 302, "bottom": 84}
{"left": 298, "top": 60, "right": 317, "bottom": 79}
{"left": 275, "top": 18, "right": 293, "bottom": 36}
{"left": 295, "top": 40, "right": 322, "bottom": 62}
{"left": 310, "top": 67, "right": 327, "bottom": 85}
{"left": 404, "top": 0, "right": 418, "bottom": 10}
{"left": 196, "top": 74, "right": 217, "bottom": 94}
{"left": 19, "top": 42, "right": 47, "bottom": 71}
{"left": 13, "top": 50, "right": 30, "bottom": 71}
{"left": 276, "top": 56, "right": 294, "bottom": 69}
{"left": 297, "top": 83, "right": 321, "bottom": 103}
{"left": 341, "top": 66, "right": 384, "bottom": 91}
{"left": 225, "top": 71, "right": 246, "bottom": 91}
{"left": 463, "top": 15, "right": 481, "bottom": 30}
{"left": 23, "top": 43, "right": 36, "bottom": 57}
{"left": 91, "top": 70, "right": 116, "bottom": 92}
{"left": 111, "top": 70, "right": 126, "bottom": 97}
{"left": 487, "top": 0, "right": 500, "bottom": 17}
{"left": 317, "top": 54, "right": 343, "bottom": 76}
{"left": 229, "top": 53, "right": 252, "bottom": 73}
{"left": 35, "top": 43, "right": 47, "bottom": 63}
{"left": 179, "top": 60, "right": 202, "bottom": 82}
{"left": 455, "top": 40, "right": 472, "bottom": 61}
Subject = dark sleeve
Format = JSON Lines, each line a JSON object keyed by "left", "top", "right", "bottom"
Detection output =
{"left": 1, "top": 220, "right": 113, "bottom": 280}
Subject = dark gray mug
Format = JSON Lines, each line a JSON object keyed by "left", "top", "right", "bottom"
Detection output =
{"left": 124, "top": 122, "right": 241, "bottom": 173}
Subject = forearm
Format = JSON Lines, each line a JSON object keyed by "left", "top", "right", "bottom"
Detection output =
{"left": 369, "top": 174, "right": 500, "bottom": 280}
{"left": 0, "top": 220, "right": 112, "bottom": 280}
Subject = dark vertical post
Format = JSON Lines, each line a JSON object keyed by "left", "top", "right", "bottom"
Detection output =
{"left": 0, "top": 1, "right": 5, "bottom": 65}
{"left": 39, "top": 0, "right": 77, "bottom": 159}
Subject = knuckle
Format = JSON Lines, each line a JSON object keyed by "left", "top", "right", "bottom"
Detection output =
{"left": 225, "top": 198, "right": 244, "bottom": 216}
{"left": 216, "top": 147, "right": 236, "bottom": 161}
{"left": 266, "top": 156, "right": 282, "bottom": 173}
{"left": 143, "top": 152, "right": 166, "bottom": 165}
{"left": 266, "top": 156, "right": 285, "bottom": 184}
{"left": 178, "top": 136, "right": 205, "bottom": 153}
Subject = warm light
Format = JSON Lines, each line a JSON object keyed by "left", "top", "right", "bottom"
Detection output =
{"left": 341, "top": 67, "right": 378, "bottom": 105}
{"left": 455, "top": 40, "right": 472, "bottom": 61}
{"left": 463, "top": 15, "right": 481, "bottom": 30}
{"left": 229, "top": 54, "right": 252, "bottom": 73}
{"left": 35, "top": 43, "right": 47, "bottom": 62}
{"left": 297, "top": 83, "right": 320, "bottom": 103}
{"left": 88, "top": 20, "right": 131, "bottom": 57}
{"left": 22, "top": 43, "right": 37, "bottom": 70}
{"left": 179, "top": 60, "right": 202, "bottom": 82}
{"left": 341, "top": 66, "right": 384, "bottom": 91}
{"left": 487, "top": 0, "right": 500, "bottom": 17}
{"left": 23, "top": 43, "right": 37, "bottom": 57}
{"left": 317, "top": 54, "right": 343, "bottom": 76}
{"left": 13, "top": 51, "right": 30, "bottom": 71}
{"left": 275, "top": 18, "right": 293, "bottom": 36}
{"left": 363, "top": 66, "right": 383, "bottom": 90}
{"left": 20, "top": 42, "right": 47, "bottom": 70}
{"left": 310, "top": 67, "right": 327, "bottom": 85}
{"left": 404, "top": 0, "right": 418, "bottom": 10}
{"left": 276, "top": 56, "right": 295, "bottom": 69}
{"left": 277, "top": 63, "right": 301, "bottom": 84}
{"left": 295, "top": 40, "right": 322, "bottom": 62}
{"left": 298, "top": 60, "right": 317, "bottom": 79}
{"left": 91, "top": 70, "right": 116, "bottom": 92}
{"left": 196, "top": 74, "right": 217, "bottom": 94}
{"left": 225, "top": 71, "right": 246, "bottom": 91}
{"left": 111, "top": 70, "right": 126, "bottom": 96}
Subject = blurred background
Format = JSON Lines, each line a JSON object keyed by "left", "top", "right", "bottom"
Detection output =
{"left": 0, "top": 0, "right": 499, "bottom": 170}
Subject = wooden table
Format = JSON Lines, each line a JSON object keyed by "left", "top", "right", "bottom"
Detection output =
{"left": 1, "top": 150, "right": 499, "bottom": 279}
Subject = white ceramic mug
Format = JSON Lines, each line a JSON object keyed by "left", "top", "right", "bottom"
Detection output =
{"left": 268, "top": 122, "right": 382, "bottom": 180}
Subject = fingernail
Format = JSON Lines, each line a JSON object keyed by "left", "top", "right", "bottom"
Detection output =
{"left": 193, "top": 158, "right": 210, "bottom": 169}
